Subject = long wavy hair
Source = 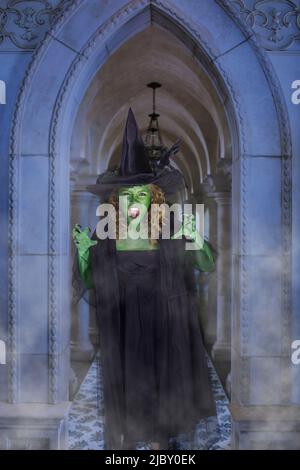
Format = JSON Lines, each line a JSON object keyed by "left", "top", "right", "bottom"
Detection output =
{"left": 109, "top": 184, "right": 166, "bottom": 245}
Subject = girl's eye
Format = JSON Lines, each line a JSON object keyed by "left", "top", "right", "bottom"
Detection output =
{"left": 138, "top": 192, "right": 147, "bottom": 197}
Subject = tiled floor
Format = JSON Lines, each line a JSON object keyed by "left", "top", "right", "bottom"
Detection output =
{"left": 68, "top": 353, "right": 231, "bottom": 450}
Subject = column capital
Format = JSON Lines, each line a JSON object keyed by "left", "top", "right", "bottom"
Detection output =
{"left": 202, "top": 174, "right": 231, "bottom": 197}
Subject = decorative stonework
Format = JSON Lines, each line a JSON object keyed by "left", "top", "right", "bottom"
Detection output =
{"left": 231, "top": 0, "right": 300, "bottom": 51}
{"left": 240, "top": 157, "right": 250, "bottom": 363}
{"left": 8, "top": 153, "right": 18, "bottom": 404}
{"left": 48, "top": 152, "right": 59, "bottom": 404}
{"left": 0, "top": 0, "right": 75, "bottom": 50}
{"left": 7, "top": 0, "right": 78, "bottom": 404}
{"left": 1, "top": 1, "right": 299, "bottom": 52}
{"left": 219, "top": 0, "right": 293, "bottom": 402}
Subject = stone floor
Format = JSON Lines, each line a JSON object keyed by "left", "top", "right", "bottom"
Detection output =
{"left": 68, "top": 353, "right": 231, "bottom": 450}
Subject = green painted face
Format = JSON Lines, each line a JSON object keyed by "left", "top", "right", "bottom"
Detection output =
{"left": 118, "top": 185, "right": 151, "bottom": 226}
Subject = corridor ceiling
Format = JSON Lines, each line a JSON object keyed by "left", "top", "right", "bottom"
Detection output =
{"left": 71, "top": 25, "right": 231, "bottom": 195}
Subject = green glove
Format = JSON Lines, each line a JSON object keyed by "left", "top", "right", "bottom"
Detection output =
{"left": 194, "top": 240, "right": 215, "bottom": 272}
{"left": 172, "top": 214, "right": 215, "bottom": 272}
{"left": 72, "top": 224, "right": 97, "bottom": 256}
{"left": 72, "top": 224, "right": 97, "bottom": 289}
{"left": 172, "top": 214, "right": 204, "bottom": 249}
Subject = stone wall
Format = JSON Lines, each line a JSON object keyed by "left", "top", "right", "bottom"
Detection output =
{"left": 0, "top": 0, "right": 299, "bottom": 449}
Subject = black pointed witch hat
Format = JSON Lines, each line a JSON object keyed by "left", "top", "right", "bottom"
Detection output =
{"left": 86, "top": 107, "right": 186, "bottom": 196}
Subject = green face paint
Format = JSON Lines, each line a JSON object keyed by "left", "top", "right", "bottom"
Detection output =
{"left": 118, "top": 185, "right": 151, "bottom": 228}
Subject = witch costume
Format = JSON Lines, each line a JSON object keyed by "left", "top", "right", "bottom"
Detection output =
{"left": 72, "top": 108, "right": 217, "bottom": 450}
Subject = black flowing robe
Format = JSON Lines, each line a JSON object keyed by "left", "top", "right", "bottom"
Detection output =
{"left": 75, "top": 237, "right": 216, "bottom": 449}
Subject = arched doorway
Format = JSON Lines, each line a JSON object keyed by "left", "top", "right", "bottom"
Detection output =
{"left": 6, "top": 0, "right": 293, "bottom": 450}
{"left": 69, "top": 23, "right": 232, "bottom": 390}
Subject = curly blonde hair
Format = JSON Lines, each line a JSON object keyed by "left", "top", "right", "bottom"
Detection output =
{"left": 109, "top": 184, "right": 166, "bottom": 245}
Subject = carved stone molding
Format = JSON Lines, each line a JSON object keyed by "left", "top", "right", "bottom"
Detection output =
{"left": 0, "top": 0, "right": 75, "bottom": 50}
{"left": 231, "top": 0, "right": 300, "bottom": 51}
{"left": 2, "top": 0, "right": 299, "bottom": 52}
{"left": 218, "top": 0, "right": 293, "bottom": 402}
{"left": 7, "top": 0, "right": 78, "bottom": 404}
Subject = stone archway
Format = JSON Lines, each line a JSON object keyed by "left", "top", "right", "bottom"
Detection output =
{"left": 68, "top": 22, "right": 233, "bottom": 384}
{"left": 5, "top": 0, "right": 294, "bottom": 450}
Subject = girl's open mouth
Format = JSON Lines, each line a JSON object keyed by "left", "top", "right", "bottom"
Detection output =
{"left": 128, "top": 207, "right": 140, "bottom": 219}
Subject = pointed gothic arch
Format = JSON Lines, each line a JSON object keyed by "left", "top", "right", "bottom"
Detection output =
{"left": 6, "top": 0, "right": 293, "bottom": 449}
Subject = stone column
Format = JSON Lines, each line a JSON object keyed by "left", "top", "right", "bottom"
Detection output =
{"left": 70, "top": 191, "right": 95, "bottom": 362}
{"left": 201, "top": 187, "right": 218, "bottom": 350}
{"left": 229, "top": 153, "right": 299, "bottom": 449}
{"left": 202, "top": 173, "right": 231, "bottom": 382}
{"left": 212, "top": 191, "right": 231, "bottom": 362}
{"left": 88, "top": 194, "right": 100, "bottom": 348}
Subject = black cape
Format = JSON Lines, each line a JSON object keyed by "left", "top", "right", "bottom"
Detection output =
{"left": 73, "top": 237, "right": 216, "bottom": 449}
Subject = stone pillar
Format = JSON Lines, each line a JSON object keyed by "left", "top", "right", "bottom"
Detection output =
{"left": 230, "top": 154, "right": 298, "bottom": 449}
{"left": 70, "top": 191, "right": 95, "bottom": 362}
{"left": 212, "top": 191, "right": 231, "bottom": 363}
{"left": 1, "top": 153, "right": 72, "bottom": 450}
{"left": 202, "top": 173, "right": 231, "bottom": 383}
{"left": 201, "top": 188, "right": 218, "bottom": 350}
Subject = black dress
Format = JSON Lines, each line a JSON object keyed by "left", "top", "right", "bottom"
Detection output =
{"left": 115, "top": 248, "right": 215, "bottom": 446}
{"left": 74, "top": 238, "right": 216, "bottom": 449}
{"left": 116, "top": 249, "right": 161, "bottom": 444}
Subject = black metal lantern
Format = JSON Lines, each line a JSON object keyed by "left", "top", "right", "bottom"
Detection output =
{"left": 144, "top": 82, "right": 164, "bottom": 164}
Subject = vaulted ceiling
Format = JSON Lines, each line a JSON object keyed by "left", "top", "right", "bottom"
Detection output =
{"left": 71, "top": 24, "right": 231, "bottom": 196}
